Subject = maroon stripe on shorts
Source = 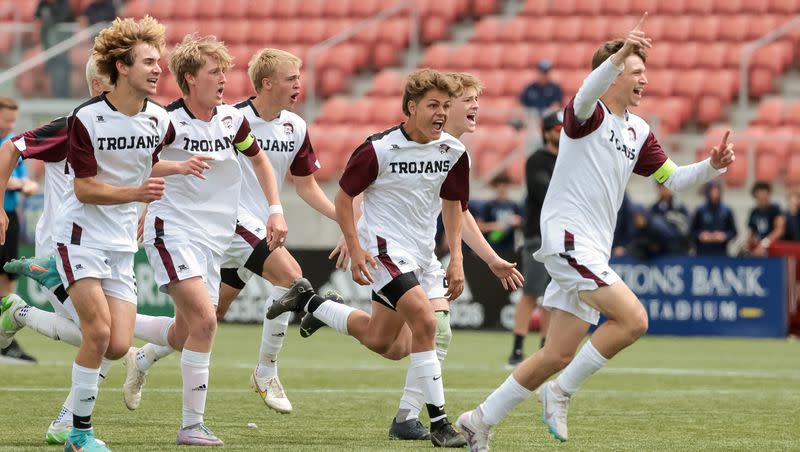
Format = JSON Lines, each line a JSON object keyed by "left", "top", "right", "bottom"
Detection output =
{"left": 559, "top": 253, "right": 608, "bottom": 287}
{"left": 376, "top": 235, "right": 401, "bottom": 278}
{"left": 70, "top": 223, "right": 82, "bottom": 245}
{"left": 235, "top": 222, "right": 261, "bottom": 248}
{"left": 152, "top": 217, "right": 177, "bottom": 281}
{"left": 564, "top": 230, "right": 575, "bottom": 252}
{"left": 57, "top": 243, "right": 74, "bottom": 284}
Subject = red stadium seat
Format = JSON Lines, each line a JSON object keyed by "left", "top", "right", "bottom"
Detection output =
{"left": 696, "top": 42, "right": 727, "bottom": 69}
{"left": 786, "top": 153, "right": 800, "bottom": 185}
{"left": 770, "top": 0, "right": 799, "bottom": 14}
{"left": 702, "top": 125, "right": 732, "bottom": 150}
{"left": 378, "top": 18, "right": 410, "bottom": 49}
{"left": 297, "top": 0, "right": 325, "bottom": 17}
{"left": 473, "top": 0, "right": 499, "bottom": 16}
{"left": 574, "top": 0, "right": 601, "bottom": 15}
{"left": 228, "top": 45, "right": 252, "bottom": 70}
{"left": 752, "top": 42, "right": 790, "bottom": 73}
{"left": 524, "top": 17, "right": 556, "bottom": 42}
{"left": 372, "top": 43, "right": 400, "bottom": 69}
{"left": 348, "top": 99, "right": 376, "bottom": 128}
{"left": 196, "top": 0, "right": 224, "bottom": 19}
{"left": 448, "top": 44, "right": 478, "bottom": 70}
{"left": 548, "top": 0, "right": 577, "bottom": 16}
{"left": 644, "top": 42, "right": 671, "bottom": 69}
{"left": 498, "top": 17, "right": 526, "bottom": 43}
{"left": 422, "top": 15, "right": 450, "bottom": 44}
{"left": 713, "top": 0, "right": 743, "bottom": 14}
{"left": 319, "top": 68, "right": 345, "bottom": 97}
{"left": 749, "top": 68, "right": 775, "bottom": 98}
{"left": 690, "top": 16, "right": 721, "bottom": 42}
{"left": 316, "top": 97, "right": 350, "bottom": 124}
{"left": 527, "top": 43, "right": 559, "bottom": 68}
{"left": 747, "top": 15, "right": 779, "bottom": 41}
{"left": 645, "top": 71, "right": 675, "bottom": 97}
{"left": 505, "top": 69, "right": 537, "bottom": 97}
{"left": 784, "top": 100, "right": 800, "bottom": 127}
{"left": 672, "top": 69, "right": 704, "bottom": 102}
{"left": 659, "top": 0, "right": 686, "bottom": 14}
{"left": 472, "top": 18, "right": 502, "bottom": 43}
{"left": 642, "top": 15, "right": 667, "bottom": 42}
{"left": 602, "top": 0, "right": 632, "bottom": 15}
{"left": 629, "top": 0, "right": 659, "bottom": 14}
{"left": 579, "top": 17, "right": 611, "bottom": 43}
{"left": 421, "top": 44, "right": 451, "bottom": 70}
{"left": 703, "top": 69, "right": 737, "bottom": 102}
{"left": 173, "top": 0, "right": 198, "bottom": 19}
{"left": 521, "top": 0, "right": 548, "bottom": 15}
{"left": 662, "top": 15, "right": 691, "bottom": 42}
{"left": 274, "top": 0, "right": 300, "bottom": 18}
{"left": 697, "top": 96, "right": 724, "bottom": 126}
{"left": 217, "top": 20, "right": 249, "bottom": 46}
{"left": 474, "top": 44, "right": 504, "bottom": 70}
{"left": 478, "top": 70, "right": 507, "bottom": 98}
{"left": 722, "top": 156, "right": 747, "bottom": 186}
{"left": 166, "top": 21, "right": 198, "bottom": 46}
{"left": 686, "top": 0, "right": 713, "bottom": 14}
{"left": 323, "top": 0, "right": 350, "bottom": 18}
{"left": 121, "top": 0, "right": 147, "bottom": 18}
{"left": 742, "top": 0, "right": 770, "bottom": 13}
{"left": 148, "top": 1, "right": 174, "bottom": 20}
{"left": 300, "top": 19, "right": 328, "bottom": 44}
{"left": 558, "top": 17, "right": 584, "bottom": 42}
{"left": 668, "top": 43, "right": 699, "bottom": 69}
{"left": 756, "top": 125, "right": 793, "bottom": 160}
{"left": 243, "top": 0, "right": 271, "bottom": 19}
{"left": 555, "top": 43, "right": 594, "bottom": 70}
{"left": 501, "top": 43, "right": 532, "bottom": 70}
{"left": 351, "top": 0, "right": 380, "bottom": 17}
{"left": 718, "top": 16, "right": 749, "bottom": 41}
{"left": 755, "top": 152, "right": 782, "bottom": 181}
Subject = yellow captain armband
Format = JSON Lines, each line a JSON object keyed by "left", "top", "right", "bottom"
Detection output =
{"left": 234, "top": 132, "right": 255, "bottom": 151}
{"left": 653, "top": 158, "right": 677, "bottom": 184}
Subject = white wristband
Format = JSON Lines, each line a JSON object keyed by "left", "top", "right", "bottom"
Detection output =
{"left": 269, "top": 204, "right": 283, "bottom": 216}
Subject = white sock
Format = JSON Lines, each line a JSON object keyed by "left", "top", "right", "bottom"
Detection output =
{"left": 479, "top": 374, "right": 532, "bottom": 426}
{"left": 555, "top": 339, "right": 608, "bottom": 395}
{"left": 136, "top": 343, "right": 174, "bottom": 372}
{"left": 71, "top": 363, "right": 100, "bottom": 429}
{"left": 181, "top": 348, "right": 210, "bottom": 428}
{"left": 99, "top": 357, "right": 113, "bottom": 381}
{"left": 256, "top": 287, "right": 290, "bottom": 379}
{"left": 410, "top": 350, "right": 446, "bottom": 422}
{"left": 396, "top": 364, "right": 425, "bottom": 422}
{"left": 310, "top": 300, "right": 355, "bottom": 335}
{"left": 13, "top": 305, "right": 82, "bottom": 347}
{"left": 54, "top": 403, "right": 72, "bottom": 425}
{"left": 134, "top": 314, "right": 174, "bottom": 346}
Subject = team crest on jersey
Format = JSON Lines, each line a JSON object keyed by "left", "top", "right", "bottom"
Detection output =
{"left": 222, "top": 116, "right": 233, "bottom": 130}
{"left": 439, "top": 143, "right": 450, "bottom": 154}
{"left": 148, "top": 116, "right": 159, "bottom": 130}
{"left": 627, "top": 127, "right": 637, "bottom": 142}
{"left": 283, "top": 122, "right": 294, "bottom": 135}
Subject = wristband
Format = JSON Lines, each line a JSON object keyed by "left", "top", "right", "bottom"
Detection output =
{"left": 760, "top": 238, "right": 772, "bottom": 249}
{"left": 269, "top": 205, "right": 283, "bottom": 216}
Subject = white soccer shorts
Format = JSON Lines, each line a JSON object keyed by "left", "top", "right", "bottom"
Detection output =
{"left": 540, "top": 249, "right": 621, "bottom": 325}
{"left": 220, "top": 212, "right": 268, "bottom": 284}
{"left": 144, "top": 237, "right": 223, "bottom": 305}
{"left": 55, "top": 243, "right": 137, "bottom": 304}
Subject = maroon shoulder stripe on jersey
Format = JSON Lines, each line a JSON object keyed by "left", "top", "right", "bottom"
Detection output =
{"left": 70, "top": 223, "right": 83, "bottom": 245}
{"left": 235, "top": 222, "right": 262, "bottom": 248}
{"left": 563, "top": 97, "right": 604, "bottom": 140}
{"left": 564, "top": 230, "right": 575, "bottom": 252}
{"left": 57, "top": 244, "right": 75, "bottom": 284}
{"left": 376, "top": 235, "right": 402, "bottom": 278}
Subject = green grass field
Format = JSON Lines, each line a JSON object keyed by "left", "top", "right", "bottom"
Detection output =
{"left": 2, "top": 325, "right": 799, "bottom": 451}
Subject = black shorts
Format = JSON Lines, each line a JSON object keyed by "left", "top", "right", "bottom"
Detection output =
{"left": 0, "top": 210, "right": 19, "bottom": 280}
{"left": 522, "top": 237, "right": 549, "bottom": 298}
{"left": 372, "top": 271, "right": 420, "bottom": 311}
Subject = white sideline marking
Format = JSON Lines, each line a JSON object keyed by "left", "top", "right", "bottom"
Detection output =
{"left": 0, "top": 387, "right": 798, "bottom": 397}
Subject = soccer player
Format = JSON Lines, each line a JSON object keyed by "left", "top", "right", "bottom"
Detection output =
{"left": 507, "top": 111, "right": 562, "bottom": 368}
{"left": 122, "top": 47, "right": 344, "bottom": 416}
{"left": 456, "top": 14, "right": 735, "bottom": 449}
{"left": 48, "top": 16, "right": 220, "bottom": 451}
{"left": 135, "top": 34, "right": 285, "bottom": 446}
{"left": 267, "top": 68, "right": 470, "bottom": 447}
{"left": 388, "top": 72, "right": 524, "bottom": 441}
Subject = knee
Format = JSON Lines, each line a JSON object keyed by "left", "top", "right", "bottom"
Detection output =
{"left": 434, "top": 311, "right": 452, "bottom": 351}
{"left": 104, "top": 339, "right": 130, "bottom": 360}
{"left": 83, "top": 323, "right": 111, "bottom": 353}
{"left": 381, "top": 342, "right": 411, "bottom": 360}
{"left": 195, "top": 315, "right": 217, "bottom": 341}
{"left": 542, "top": 346, "right": 575, "bottom": 371}
{"left": 409, "top": 314, "right": 437, "bottom": 342}
{"left": 629, "top": 310, "right": 649, "bottom": 340}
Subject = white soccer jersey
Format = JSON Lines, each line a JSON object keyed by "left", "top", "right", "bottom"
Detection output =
{"left": 55, "top": 94, "right": 173, "bottom": 252}
{"left": 339, "top": 125, "right": 470, "bottom": 269}
{"left": 234, "top": 98, "right": 319, "bottom": 221}
{"left": 143, "top": 99, "right": 259, "bottom": 254}
{"left": 10, "top": 116, "right": 70, "bottom": 257}
{"left": 536, "top": 58, "right": 668, "bottom": 260}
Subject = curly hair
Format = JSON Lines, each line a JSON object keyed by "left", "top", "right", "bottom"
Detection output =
{"left": 247, "top": 48, "right": 302, "bottom": 93}
{"left": 446, "top": 72, "right": 484, "bottom": 97}
{"left": 169, "top": 33, "right": 233, "bottom": 95}
{"left": 92, "top": 15, "right": 166, "bottom": 85}
{"left": 402, "top": 68, "right": 460, "bottom": 117}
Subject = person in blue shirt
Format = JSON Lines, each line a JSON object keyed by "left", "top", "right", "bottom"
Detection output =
{"left": 690, "top": 180, "right": 737, "bottom": 256}
{"left": 475, "top": 172, "right": 522, "bottom": 254}
{"left": 785, "top": 187, "right": 800, "bottom": 241}
{"left": 650, "top": 183, "right": 690, "bottom": 254}
{"left": 747, "top": 181, "right": 785, "bottom": 256}
{"left": 519, "top": 59, "right": 564, "bottom": 117}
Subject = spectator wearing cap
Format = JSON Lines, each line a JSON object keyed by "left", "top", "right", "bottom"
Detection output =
{"left": 507, "top": 111, "right": 562, "bottom": 367}
{"left": 519, "top": 59, "right": 563, "bottom": 117}
{"left": 746, "top": 181, "right": 785, "bottom": 256}
{"left": 690, "top": 181, "right": 737, "bottom": 256}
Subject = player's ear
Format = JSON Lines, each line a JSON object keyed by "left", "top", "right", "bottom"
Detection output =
{"left": 262, "top": 77, "right": 272, "bottom": 92}
{"left": 407, "top": 100, "right": 416, "bottom": 116}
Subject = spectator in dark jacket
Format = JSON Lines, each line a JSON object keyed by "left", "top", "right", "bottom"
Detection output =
{"left": 690, "top": 181, "right": 737, "bottom": 256}
{"left": 650, "top": 183, "right": 690, "bottom": 254}
{"left": 785, "top": 187, "right": 800, "bottom": 241}
{"left": 747, "top": 181, "right": 785, "bottom": 256}
{"left": 612, "top": 193, "right": 635, "bottom": 257}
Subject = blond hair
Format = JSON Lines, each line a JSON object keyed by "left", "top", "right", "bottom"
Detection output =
{"left": 0, "top": 96, "right": 18, "bottom": 111}
{"left": 85, "top": 54, "right": 110, "bottom": 93}
{"left": 92, "top": 15, "right": 166, "bottom": 85}
{"left": 591, "top": 39, "right": 647, "bottom": 70}
{"left": 168, "top": 33, "right": 233, "bottom": 95}
{"left": 447, "top": 72, "right": 484, "bottom": 96}
{"left": 247, "top": 48, "right": 302, "bottom": 93}
{"left": 402, "top": 68, "right": 459, "bottom": 117}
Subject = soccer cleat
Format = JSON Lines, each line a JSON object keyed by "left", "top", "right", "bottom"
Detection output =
{"left": 250, "top": 371, "right": 292, "bottom": 414}
{"left": 299, "top": 289, "right": 343, "bottom": 338}
{"left": 4, "top": 255, "right": 62, "bottom": 289}
{"left": 176, "top": 423, "right": 224, "bottom": 446}
{"left": 63, "top": 428, "right": 110, "bottom": 451}
{"left": 456, "top": 410, "right": 493, "bottom": 452}
{"left": 122, "top": 347, "right": 147, "bottom": 410}
{"left": 429, "top": 419, "right": 468, "bottom": 448}
{"left": 0, "top": 294, "right": 27, "bottom": 349}
{"left": 266, "top": 277, "right": 314, "bottom": 320}
{"left": 540, "top": 381, "right": 570, "bottom": 442}
{"left": 46, "top": 420, "right": 72, "bottom": 445}
{"left": 389, "top": 418, "right": 431, "bottom": 440}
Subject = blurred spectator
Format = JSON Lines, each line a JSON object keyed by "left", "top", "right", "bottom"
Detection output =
{"left": 612, "top": 193, "right": 634, "bottom": 257}
{"left": 475, "top": 172, "right": 522, "bottom": 254}
{"left": 627, "top": 203, "right": 684, "bottom": 259}
{"left": 785, "top": 187, "right": 800, "bottom": 241}
{"left": 0, "top": 97, "right": 38, "bottom": 362}
{"left": 519, "top": 59, "right": 563, "bottom": 117}
{"left": 746, "top": 181, "right": 785, "bottom": 256}
{"left": 508, "top": 111, "right": 561, "bottom": 367}
{"left": 690, "top": 181, "right": 737, "bottom": 256}
{"left": 79, "top": 0, "right": 118, "bottom": 27}
{"left": 650, "top": 183, "right": 690, "bottom": 254}
{"left": 35, "top": 0, "right": 74, "bottom": 98}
